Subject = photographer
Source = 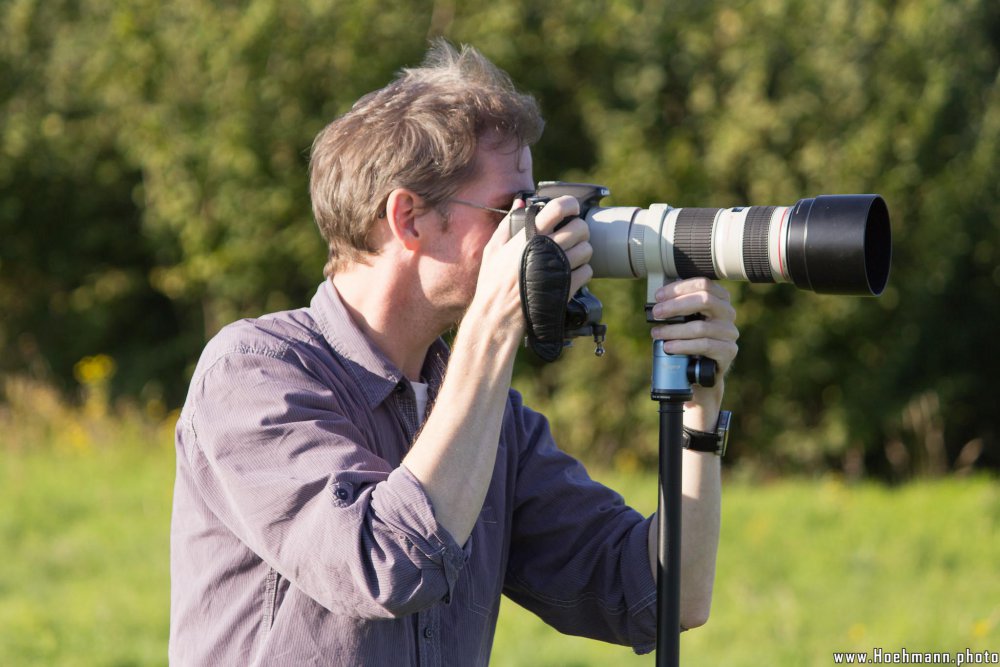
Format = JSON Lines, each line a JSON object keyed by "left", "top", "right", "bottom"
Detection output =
{"left": 169, "top": 40, "right": 737, "bottom": 665}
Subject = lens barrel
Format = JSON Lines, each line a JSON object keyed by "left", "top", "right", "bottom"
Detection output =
{"left": 584, "top": 194, "right": 891, "bottom": 296}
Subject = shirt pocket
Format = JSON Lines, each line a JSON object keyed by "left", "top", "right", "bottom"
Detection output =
{"left": 262, "top": 567, "right": 284, "bottom": 630}
{"left": 459, "top": 504, "right": 502, "bottom": 619}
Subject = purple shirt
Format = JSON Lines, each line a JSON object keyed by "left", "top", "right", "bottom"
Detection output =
{"left": 169, "top": 280, "right": 656, "bottom": 665}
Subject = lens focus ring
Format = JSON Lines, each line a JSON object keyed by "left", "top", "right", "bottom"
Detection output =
{"left": 673, "top": 209, "right": 718, "bottom": 279}
{"left": 743, "top": 206, "right": 775, "bottom": 283}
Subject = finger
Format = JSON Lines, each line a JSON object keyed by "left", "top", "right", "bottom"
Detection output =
{"left": 650, "top": 292, "right": 737, "bottom": 322}
{"left": 562, "top": 240, "right": 592, "bottom": 270}
{"left": 650, "top": 318, "right": 739, "bottom": 343}
{"left": 659, "top": 337, "right": 739, "bottom": 374}
{"left": 494, "top": 197, "right": 526, "bottom": 243}
{"left": 490, "top": 198, "right": 526, "bottom": 248}
{"left": 548, "top": 217, "right": 589, "bottom": 250}
{"left": 656, "top": 278, "right": 730, "bottom": 303}
{"left": 533, "top": 195, "right": 581, "bottom": 235}
{"left": 568, "top": 263, "right": 594, "bottom": 297}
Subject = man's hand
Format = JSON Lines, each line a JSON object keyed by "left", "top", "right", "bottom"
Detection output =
{"left": 541, "top": 199, "right": 594, "bottom": 297}
{"left": 470, "top": 195, "right": 592, "bottom": 341}
{"left": 647, "top": 278, "right": 739, "bottom": 426}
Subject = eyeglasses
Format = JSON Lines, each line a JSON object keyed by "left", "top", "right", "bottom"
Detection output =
{"left": 449, "top": 192, "right": 540, "bottom": 225}
{"left": 447, "top": 198, "right": 513, "bottom": 226}
{"left": 377, "top": 193, "right": 535, "bottom": 225}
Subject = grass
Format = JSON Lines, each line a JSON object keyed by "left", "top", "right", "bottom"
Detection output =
{"left": 0, "top": 393, "right": 997, "bottom": 666}
{"left": 493, "top": 472, "right": 1000, "bottom": 666}
{"left": 0, "top": 445, "right": 173, "bottom": 666}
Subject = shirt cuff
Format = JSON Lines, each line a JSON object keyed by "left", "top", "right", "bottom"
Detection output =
{"left": 370, "top": 465, "right": 469, "bottom": 600}
{"left": 623, "top": 515, "right": 657, "bottom": 654}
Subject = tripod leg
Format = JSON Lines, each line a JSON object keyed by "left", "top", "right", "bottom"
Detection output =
{"left": 657, "top": 399, "right": 685, "bottom": 667}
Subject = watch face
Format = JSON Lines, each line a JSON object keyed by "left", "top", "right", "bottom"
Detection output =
{"left": 718, "top": 410, "right": 732, "bottom": 435}
{"left": 718, "top": 410, "right": 732, "bottom": 456}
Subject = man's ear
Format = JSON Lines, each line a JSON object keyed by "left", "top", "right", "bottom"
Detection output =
{"left": 384, "top": 188, "right": 426, "bottom": 252}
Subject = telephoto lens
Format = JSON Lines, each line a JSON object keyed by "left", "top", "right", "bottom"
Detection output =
{"left": 528, "top": 182, "right": 892, "bottom": 296}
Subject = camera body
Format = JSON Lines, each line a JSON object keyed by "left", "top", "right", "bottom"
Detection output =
{"left": 517, "top": 183, "right": 612, "bottom": 222}
{"left": 510, "top": 185, "right": 611, "bottom": 353}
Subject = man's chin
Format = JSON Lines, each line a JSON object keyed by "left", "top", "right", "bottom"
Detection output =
{"left": 433, "top": 296, "right": 474, "bottom": 332}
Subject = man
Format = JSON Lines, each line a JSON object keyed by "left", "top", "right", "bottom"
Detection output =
{"left": 169, "top": 41, "right": 738, "bottom": 665}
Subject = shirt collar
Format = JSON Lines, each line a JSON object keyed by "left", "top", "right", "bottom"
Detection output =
{"left": 310, "top": 280, "right": 449, "bottom": 409}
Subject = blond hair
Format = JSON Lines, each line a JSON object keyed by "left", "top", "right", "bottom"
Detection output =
{"left": 309, "top": 40, "right": 544, "bottom": 276}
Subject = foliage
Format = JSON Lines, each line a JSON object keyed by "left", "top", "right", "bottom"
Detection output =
{"left": 1, "top": 0, "right": 998, "bottom": 474}
{"left": 0, "top": 401, "right": 996, "bottom": 665}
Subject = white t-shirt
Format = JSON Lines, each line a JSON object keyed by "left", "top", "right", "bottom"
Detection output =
{"left": 411, "top": 380, "right": 429, "bottom": 424}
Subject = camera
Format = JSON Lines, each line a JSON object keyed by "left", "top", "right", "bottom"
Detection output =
{"left": 514, "top": 182, "right": 891, "bottom": 296}
{"left": 509, "top": 181, "right": 892, "bottom": 355}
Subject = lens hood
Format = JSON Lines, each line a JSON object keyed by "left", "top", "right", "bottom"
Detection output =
{"left": 786, "top": 195, "right": 892, "bottom": 295}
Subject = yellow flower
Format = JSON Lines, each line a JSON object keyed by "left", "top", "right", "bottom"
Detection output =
{"left": 73, "top": 354, "right": 117, "bottom": 386}
{"left": 63, "top": 421, "right": 91, "bottom": 453}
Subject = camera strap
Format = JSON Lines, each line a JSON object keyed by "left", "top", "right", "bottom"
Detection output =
{"left": 519, "top": 206, "right": 572, "bottom": 362}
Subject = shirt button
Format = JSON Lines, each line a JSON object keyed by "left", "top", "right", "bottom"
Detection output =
{"left": 335, "top": 488, "right": 349, "bottom": 501}
{"left": 395, "top": 382, "right": 407, "bottom": 394}
{"left": 423, "top": 626, "right": 433, "bottom": 639}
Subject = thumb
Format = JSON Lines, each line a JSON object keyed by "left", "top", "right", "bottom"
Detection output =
{"left": 488, "top": 198, "right": 526, "bottom": 248}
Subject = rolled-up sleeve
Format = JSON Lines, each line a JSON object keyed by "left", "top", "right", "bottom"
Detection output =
{"left": 180, "top": 348, "right": 467, "bottom": 619}
{"left": 502, "top": 393, "right": 657, "bottom": 654}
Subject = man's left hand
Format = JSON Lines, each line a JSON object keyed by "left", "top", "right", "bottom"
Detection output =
{"left": 647, "top": 277, "right": 739, "bottom": 421}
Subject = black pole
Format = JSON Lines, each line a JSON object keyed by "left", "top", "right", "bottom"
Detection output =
{"left": 657, "top": 399, "right": 685, "bottom": 667}
{"left": 649, "top": 318, "right": 711, "bottom": 666}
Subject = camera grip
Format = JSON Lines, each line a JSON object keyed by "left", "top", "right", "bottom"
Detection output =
{"left": 519, "top": 234, "right": 572, "bottom": 362}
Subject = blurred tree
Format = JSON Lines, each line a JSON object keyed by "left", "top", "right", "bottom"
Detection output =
{"left": 451, "top": 0, "right": 1000, "bottom": 476}
{"left": 1, "top": 0, "right": 996, "bottom": 475}
{"left": 1, "top": 0, "right": 436, "bottom": 401}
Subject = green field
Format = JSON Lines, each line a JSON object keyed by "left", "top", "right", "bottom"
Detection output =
{"left": 1, "top": 437, "right": 997, "bottom": 666}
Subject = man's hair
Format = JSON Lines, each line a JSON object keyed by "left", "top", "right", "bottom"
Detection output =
{"left": 309, "top": 40, "right": 544, "bottom": 276}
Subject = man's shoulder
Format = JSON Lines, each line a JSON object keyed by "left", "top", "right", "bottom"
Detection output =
{"left": 506, "top": 386, "right": 548, "bottom": 418}
{"left": 192, "top": 307, "right": 329, "bottom": 381}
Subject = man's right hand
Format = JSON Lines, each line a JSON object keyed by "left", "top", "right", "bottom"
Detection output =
{"left": 470, "top": 195, "right": 593, "bottom": 343}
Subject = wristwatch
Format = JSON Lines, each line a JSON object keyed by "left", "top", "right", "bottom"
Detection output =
{"left": 682, "top": 410, "right": 732, "bottom": 457}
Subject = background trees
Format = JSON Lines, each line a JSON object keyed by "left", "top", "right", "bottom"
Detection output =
{"left": 2, "top": 0, "right": 997, "bottom": 476}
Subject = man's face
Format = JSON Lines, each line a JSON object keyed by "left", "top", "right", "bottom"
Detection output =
{"left": 420, "top": 137, "right": 535, "bottom": 321}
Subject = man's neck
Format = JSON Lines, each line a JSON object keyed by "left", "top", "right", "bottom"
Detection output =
{"left": 331, "top": 270, "right": 442, "bottom": 382}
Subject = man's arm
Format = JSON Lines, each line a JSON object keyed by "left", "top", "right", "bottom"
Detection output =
{"left": 645, "top": 277, "right": 739, "bottom": 629}
{"left": 402, "top": 196, "right": 593, "bottom": 545}
{"left": 399, "top": 304, "right": 520, "bottom": 545}
{"left": 181, "top": 345, "right": 469, "bottom": 620}
{"left": 645, "top": 443, "right": 722, "bottom": 631}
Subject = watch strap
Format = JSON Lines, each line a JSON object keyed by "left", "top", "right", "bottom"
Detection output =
{"left": 682, "top": 410, "right": 731, "bottom": 456}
